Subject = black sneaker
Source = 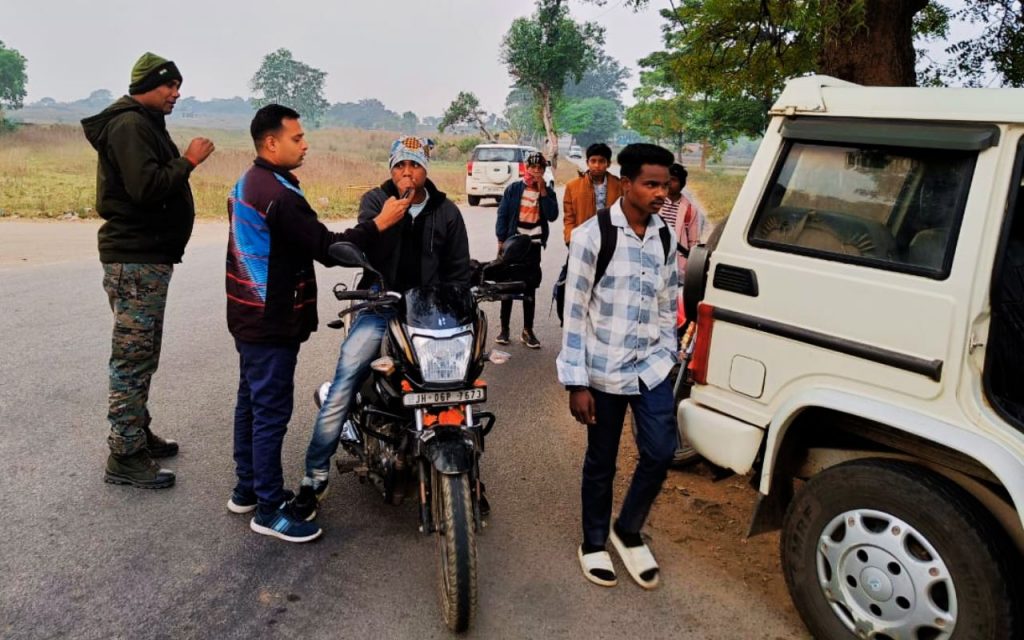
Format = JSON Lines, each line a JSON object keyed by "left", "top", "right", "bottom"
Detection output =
{"left": 290, "top": 482, "right": 329, "bottom": 522}
{"left": 228, "top": 488, "right": 293, "bottom": 514}
{"left": 250, "top": 503, "right": 322, "bottom": 543}
{"left": 521, "top": 329, "right": 541, "bottom": 349}
{"left": 495, "top": 329, "right": 511, "bottom": 345}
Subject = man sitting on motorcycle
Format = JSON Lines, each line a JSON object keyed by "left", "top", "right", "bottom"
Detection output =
{"left": 291, "top": 136, "right": 472, "bottom": 521}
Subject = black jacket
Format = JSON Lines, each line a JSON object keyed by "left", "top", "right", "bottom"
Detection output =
{"left": 81, "top": 96, "right": 196, "bottom": 264}
{"left": 226, "top": 159, "right": 382, "bottom": 344}
{"left": 495, "top": 180, "right": 559, "bottom": 248}
{"left": 357, "top": 179, "right": 472, "bottom": 290}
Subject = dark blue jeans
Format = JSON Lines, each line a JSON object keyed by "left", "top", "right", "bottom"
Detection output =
{"left": 582, "top": 377, "right": 678, "bottom": 548}
{"left": 233, "top": 339, "right": 300, "bottom": 508}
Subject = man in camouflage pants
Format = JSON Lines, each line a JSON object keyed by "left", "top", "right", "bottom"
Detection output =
{"left": 82, "top": 52, "right": 215, "bottom": 487}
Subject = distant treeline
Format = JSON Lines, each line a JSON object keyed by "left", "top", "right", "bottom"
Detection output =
{"left": 11, "top": 90, "right": 441, "bottom": 132}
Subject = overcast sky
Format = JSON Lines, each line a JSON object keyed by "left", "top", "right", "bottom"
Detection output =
{"left": 4, "top": 0, "right": 667, "bottom": 117}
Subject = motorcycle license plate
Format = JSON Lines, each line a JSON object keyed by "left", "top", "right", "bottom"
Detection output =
{"left": 402, "top": 388, "right": 486, "bottom": 407}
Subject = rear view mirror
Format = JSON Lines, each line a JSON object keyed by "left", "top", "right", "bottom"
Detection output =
{"left": 500, "top": 235, "right": 532, "bottom": 264}
{"left": 328, "top": 242, "right": 370, "bottom": 268}
{"left": 683, "top": 245, "right": 711, "bottom": 321}
{"left": 329, "top": 241, "right": 388, "bottom": 289}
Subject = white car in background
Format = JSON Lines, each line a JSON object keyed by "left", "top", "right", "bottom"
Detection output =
{"left": 568, "top": 144, "right": 583, "bottom": 159}
{"left": 465, "top": 144, "right": 555, "bottom": 206}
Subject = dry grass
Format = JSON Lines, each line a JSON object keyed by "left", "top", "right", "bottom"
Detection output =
{"left": 686, "top": 169, "right": 747, "bottom": 222}
{"left": 0, "top": 124, "right": 751, "bottom": 221}
{"left": 0, "top": 124, "right": 469, "bottom": 219}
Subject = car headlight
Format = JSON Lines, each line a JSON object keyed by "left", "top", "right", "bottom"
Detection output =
{"left": 412, "top": 333, "right": 473, "bottom": 383}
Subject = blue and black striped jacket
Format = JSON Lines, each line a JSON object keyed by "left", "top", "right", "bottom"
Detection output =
{"left": 226, "top": 158, "right": 380, "bottom": 344}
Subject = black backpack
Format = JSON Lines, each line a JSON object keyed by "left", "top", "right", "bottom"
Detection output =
{"left": 554, "top": 209, "right": 672, "bottom": 325}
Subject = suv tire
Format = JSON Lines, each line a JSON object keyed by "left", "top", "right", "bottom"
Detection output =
{"left": 467, "top": 195, "right": 481, "bottom": 207}
{"left": 781, "top": 459, "right": 1019, "bottom": 640}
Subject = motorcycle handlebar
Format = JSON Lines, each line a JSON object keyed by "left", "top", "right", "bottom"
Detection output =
{"left": 339, "top": 296, "right": 400, "bottom": 317}
{"left": 334, "top": 289, "right": 376, "bottom": 301}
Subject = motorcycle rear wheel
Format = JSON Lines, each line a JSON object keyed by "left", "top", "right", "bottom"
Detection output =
{"left": 433, "top": 470, "right": 478, "bottom": 632}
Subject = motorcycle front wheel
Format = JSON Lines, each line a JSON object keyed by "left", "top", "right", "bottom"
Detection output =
{"left": 432, "top": 469, "right": 478, "bottom": 632}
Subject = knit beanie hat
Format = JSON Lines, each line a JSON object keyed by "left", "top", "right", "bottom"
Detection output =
{"left": 129, "top": 52, "right": 183, "bottom": 95}
{"left": 389, "top": 136, "right": 434, "bottom": 170}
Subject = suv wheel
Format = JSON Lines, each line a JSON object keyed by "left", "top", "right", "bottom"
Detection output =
{"left": 781, "top": 459, "right": 1019, "bottom": 640}
{"left": 467, "top": 195, "right": 481, "bottom": 207}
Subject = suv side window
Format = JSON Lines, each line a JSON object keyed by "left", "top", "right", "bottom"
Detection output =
{"left": 749, "top": 141, "right": 977, "bottom": 278}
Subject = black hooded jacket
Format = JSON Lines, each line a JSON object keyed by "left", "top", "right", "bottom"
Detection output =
{"left": 81, "top": 96, "right": 195, "bottom": 264}
{"left": 356, "top": 179, "right": 471, "bottom": 290}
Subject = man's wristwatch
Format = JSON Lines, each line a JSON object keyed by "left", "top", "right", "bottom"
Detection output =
{"left": 566, "top": 385, "right": 587, "bottom": 393}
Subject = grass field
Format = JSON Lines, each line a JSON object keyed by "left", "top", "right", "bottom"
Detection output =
{"left": 0, "top": 124, "right": 748, "bottom": 221}
{"left": 686, "top": 170, "right": 746, "bottom": 222}
{"left": 0, "top": 124, "right": 469, "bottom": 219}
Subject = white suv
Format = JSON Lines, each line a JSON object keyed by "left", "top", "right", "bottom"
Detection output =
{"left": 465, "top": 144, "right": 555, "bottom": 206}
{"left": 681, "top": 75, "right": 1024, "bottom": 639}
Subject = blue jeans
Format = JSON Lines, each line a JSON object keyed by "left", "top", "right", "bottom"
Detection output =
{"left": 303, "top": 311, "right": 390, "bottom": 485}
{"left": 233, "top": 340, "right": 300, "bottom": 508}
{"left": 582, "top": 377, "right": 678, "bottom": 548}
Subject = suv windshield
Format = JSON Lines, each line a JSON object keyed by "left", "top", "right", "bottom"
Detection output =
{"left": 472, "top": 147, "right": 522, "bottom": 162}
{"left": 750, "top": 142, "right": 977, "bottom": 278}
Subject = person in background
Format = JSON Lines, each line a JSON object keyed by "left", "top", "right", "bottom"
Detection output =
{"left": 659, "top": 162, "right": 707, "bottom": 276}
{"left": 494, "top": 151, "right": 559, "bottom": 348}
{"left": 562, "top": 143, "right": 622, "bottom": 244}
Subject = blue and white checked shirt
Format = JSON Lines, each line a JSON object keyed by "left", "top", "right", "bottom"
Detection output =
{"left": 556, "top": 200, "right": 679, "bottom": 395}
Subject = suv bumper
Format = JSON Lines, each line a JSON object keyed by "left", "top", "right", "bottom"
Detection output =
{"left": 467, "top": 183, "right": 508, "bottom": 196}
{"left": 679, "top": 399, "right": 764, "bottom": 474}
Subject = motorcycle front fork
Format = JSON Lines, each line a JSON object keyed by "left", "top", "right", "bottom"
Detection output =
{"left": 414, "top": 406, "right": 484, "bottom": 535}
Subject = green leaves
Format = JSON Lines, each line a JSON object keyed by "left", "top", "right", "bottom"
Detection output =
{"left": 555, "top": 96, "right": 621, "bottom": 147}
{"left": 500, "top": 0, "right": 605, "bottom": 161}
{"left": 0, "top": 41, "right": 28, "bottom": 122}
{"left": 439, "top": 91, "right": 495, "bottom": 141}
{"left": 250, "top": 49, "right": 329, "bottom": 128}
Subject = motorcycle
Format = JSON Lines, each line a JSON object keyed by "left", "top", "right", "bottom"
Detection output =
{"left": 315, "top": 236, "right": 531, "bottom": 633}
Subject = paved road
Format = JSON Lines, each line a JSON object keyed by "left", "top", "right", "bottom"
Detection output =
{"left": 0, "top": 202, "right": 806, "bottom": 639}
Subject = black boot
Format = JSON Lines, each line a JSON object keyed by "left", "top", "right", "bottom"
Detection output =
{"left": 143, "top": 425, "right": 179, "bottom": 458}
{"left": 104, "top": 451, "right": 175, "bottom": 489}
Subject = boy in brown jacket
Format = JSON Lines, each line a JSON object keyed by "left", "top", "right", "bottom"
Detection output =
{"left": 562, "top": 143, "right": 622, "bottom": 244}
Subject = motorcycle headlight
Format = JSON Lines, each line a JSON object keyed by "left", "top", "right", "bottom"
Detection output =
{"left": 412, "top": 332, "right": 473, "bottom": 383}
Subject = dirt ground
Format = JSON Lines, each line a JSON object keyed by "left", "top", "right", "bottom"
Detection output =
{"left": 649, "top": 462, "right": 788, "bottom": 599}
{"left": 617, "top": 413, "right": 805, "bottom": 638}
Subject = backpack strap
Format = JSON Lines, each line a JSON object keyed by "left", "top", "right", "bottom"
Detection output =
{"left": 594, "top": 209, "right": 672, "bottom": 287}
{"left": 659, "top": 223, "right": 672, "bottom": 265}
{"left": 594, "top": 209, "right": 617, "bottom": 286}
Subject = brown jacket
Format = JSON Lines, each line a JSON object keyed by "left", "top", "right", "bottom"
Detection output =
{"left": 562, "top": 173, "right": 622, "bottom": 244}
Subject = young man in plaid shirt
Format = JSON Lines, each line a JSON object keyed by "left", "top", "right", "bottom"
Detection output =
{"left": 556, "top": 143, "right": 679, "bottom": 590}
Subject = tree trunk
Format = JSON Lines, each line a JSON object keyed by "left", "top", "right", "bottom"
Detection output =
{"left": 819, "top": 0, "right": 927, "bottom": 86}
{"left": 700, "top": 140, "right": 708, "bottom": 172}
{"left": 474, "top": 117, "right": 495, "bottom": 143}
{"left": 539, "top": 86, "right": 559, "bottom": 169}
